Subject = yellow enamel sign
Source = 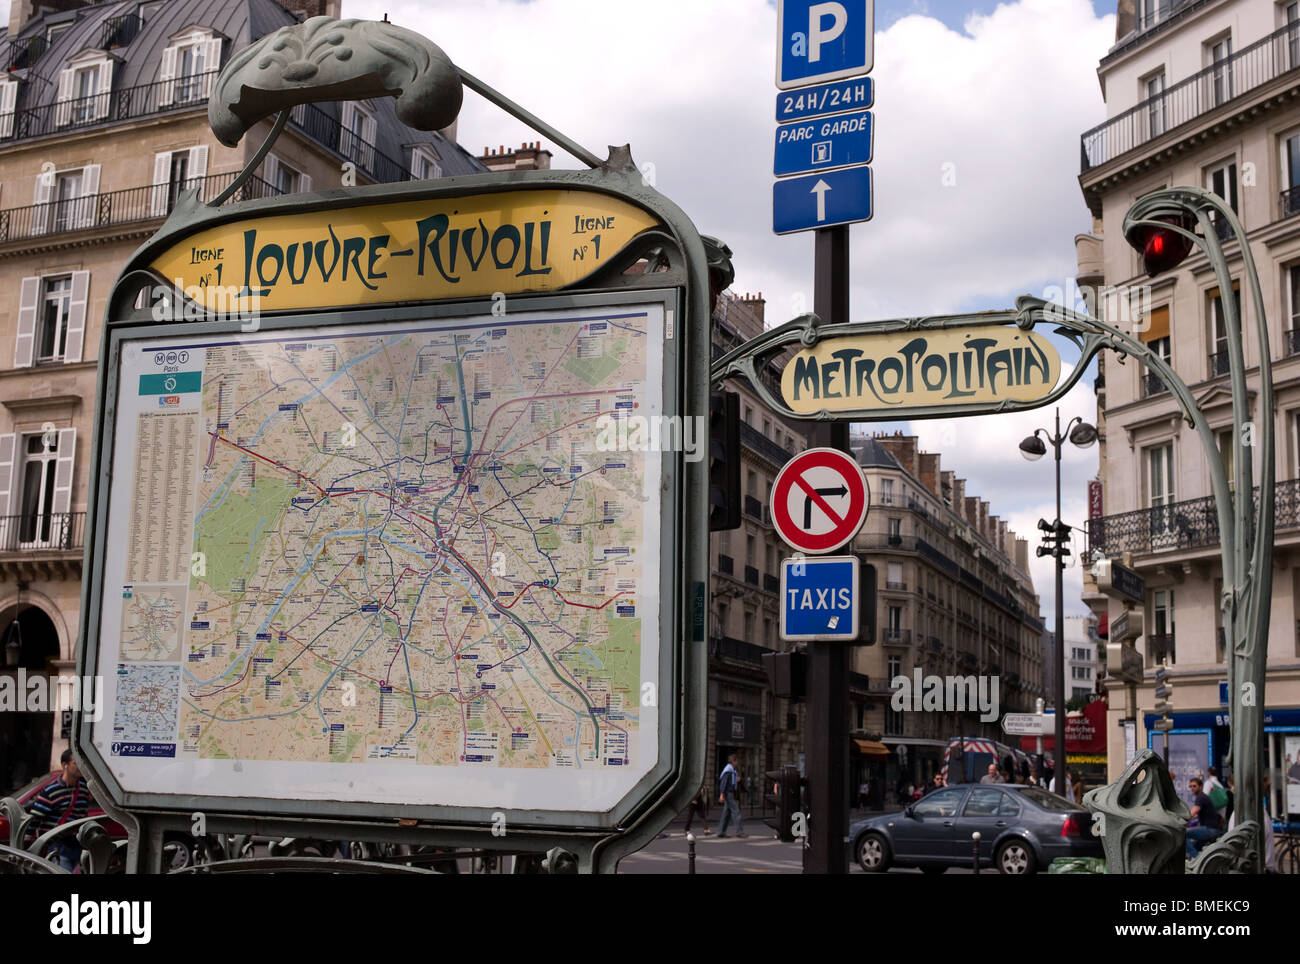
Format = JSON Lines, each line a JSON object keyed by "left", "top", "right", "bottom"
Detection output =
{"left": 150, "top": 189, "right": 660, "bottom": 312}
{"left": 781, "top": 327, "right": 1061, "bottom": 414}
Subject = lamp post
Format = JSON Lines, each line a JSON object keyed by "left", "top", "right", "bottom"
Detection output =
{"left": 1020, "top": 407, "right": 1097, "bottom": 798}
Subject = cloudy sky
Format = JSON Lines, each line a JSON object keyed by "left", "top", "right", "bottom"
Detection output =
{"left": 1, "top": 0, "right": 1118, "bottom": 618}
{"left": 347, "top": 0, "right": 1116, "bottom": 619}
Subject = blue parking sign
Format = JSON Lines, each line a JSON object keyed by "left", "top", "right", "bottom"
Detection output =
{"left": 781, "top": 555, "right": 859, "bottom": 641}
{"left": 776, "top": 0, "right": 875, "bottom": 90}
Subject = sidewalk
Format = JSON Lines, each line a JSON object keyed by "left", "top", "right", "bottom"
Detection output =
{"left": 659, "top": 804, "right": 890, "bottom": 837}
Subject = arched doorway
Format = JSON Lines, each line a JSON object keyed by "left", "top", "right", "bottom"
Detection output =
{"left": 0, "top": 603, "right": 61, "bottom": 794}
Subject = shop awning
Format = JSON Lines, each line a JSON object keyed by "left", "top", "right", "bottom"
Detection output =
{"left": 852, "top": 739, "right": 891, "bottom": 757}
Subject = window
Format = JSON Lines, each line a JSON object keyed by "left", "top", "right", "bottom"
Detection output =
{"left": 887, "top": 655, "right": 901, "bottom": 679}
{"left": 340, "top": 102, "right": 377, "bottom": 172}
{"left": 746, "top": 534, "right": 755, "bottom": 566}
{"left": 14, "top": 272, "right": 88, "bottom": 368}
{"left": 1, "top": 428, "right": 75, "bottom": 549}
{"left": 1145, "top": 71, "right": 1166, "bottom": 139}
{"left": 881, "top": 478, "right": 894, "bottom": 505}
{"left": 151, "top": 146, "right": 207, "bottom": 215}
{"left": 1138, "top": 0, "right": 1163, "bottom": 29}
{"left": 1204, "top": 160, "right": 1238, "bottom": 240}
{"left": 158, "top": 30, "right": 222, "bottom": 106}
{"left": 37, "top": 276, "right": 72, "bottom": 364}
{"left": 887, "top": 605, "right": 902, "bottom": 632}
{"left": 765, "top": 542, "right": 774, "bottom": 575}
{"left": 54, "top": 55, "right": 112, "bottom": 126}
{"left": 411, "top": 145, "right": 442, "bottom": 181}
{"left": 1151, "top": 590, "right": 1176, "bottom": 664}
{"left": 886, "top": 561, "right": 903, "bottom": 590}
{"left": 1206, "top": 283, "right": 1239, "bottom": 377}
{"left": 264, "top": 154, "right": 310, "bottom": 196}
{"left": 887, "top": 517, "right": 902, "bottom": 540}
{"left": 1286, "top": 3, "right": 1300, "bottom": 70}
{"left": 1282, "top": 130, "right": 1300, "bottom": 217}
{"left": 743, "top": 610, "right": 754, "bottom": 642}
{"left": 716, "top": 603, "right": 728, "bottom": 639}
{"left": 1207, "top": 35, "right": 1234, "bottom": 107}
{"left": 35, "top": 163, "right": 99, "bottom": 234}
{"left": 1072, "top": 666, "right": 1090, "bottom": 680}
{"left": 914, "top": 788, "right": 964, "bottom": 817}
{"left": 746, "top": 469, "right": 756, "bottom": 499}
{"left": 762, "top": 417, "right": 770, "bottom": 438}
{"left": 763, "top": 617, "right": 773, "bottom": 648}
{"left": 1145, "top": 442, "right": 1175, "bottom": 538}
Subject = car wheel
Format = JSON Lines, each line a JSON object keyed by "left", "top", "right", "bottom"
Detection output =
{"left": 856, "top": 833, "right": 891, "bottom": 872}
{"left": 995, "top": 839, "right": 1038, "bottom": 875}
{"left": 920, "top": 865, "right": 947, "bottom": 875}
{"left": 162, "top": 835, "right": 195, "bottom": 871}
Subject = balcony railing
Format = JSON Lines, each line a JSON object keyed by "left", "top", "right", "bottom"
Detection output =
{"left": 1148, "top": 633, "right": 1176, "bottom": 664}
{"left": 100, "top": 14, "right": 142, "bottom": 49}
{"left": 711, "top": 635, "right": 770, "bottom": 666}
{"left": 3, "top": 35, "right": 47, "bottom": 70}
{"left": 1087, "top": 477, "right": 1300, "bottom": 558}
{"left": 739, "top": 420, "right": 794, "bottom": 467}
{"left": 763, "top": 573, "right": 780, "bottom": 594}
{"left": 1, "top": 71, "right": 407, "bottom": 184}
{"left": 744, "top": 565, "right": 759, "bottom": 586}
{"left": 885, "top": 580, "right": 907, "bottom": 591}
{"left": 1281, "top": 186, "right": 1300, "bottom": 220}
{"left": 0, "top": 171, "right": 280, "bottom": 243}
{"left": 881, "top": 628, "right": 911, "bottom": 646}
{"left": 0, "top": 512, "right": 85, "bottom": 552}
{"left": 717, "top": 554, "right": 734, "bottom": 575}
{"left": 743, "top": 495, "right": 763, "bottom": 521}
{"left": 1081, "top": 20, "right": 1300, "bottom": 172}
{"left": 1207, "top": 349, "right": 1230, "bottom": 378}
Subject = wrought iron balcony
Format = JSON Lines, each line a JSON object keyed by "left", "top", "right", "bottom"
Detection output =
{"left": 1141, "top": 371, "right": 1167, "bottom": 398}
{"left": 0, "top": 171, "right": 280, "bottom": 243}
{"left": 711, "top": 635, "right": 770, "bottom": 666}
{"left": 0, "top": 71, "right": 408, "bottom": 184}
{"left": 744, "top": 565, "right": 759, "bottom": 585}
{"left": 882, "top": 628, "right": 911, "bottom": 646}
{"left": 1148, "top": 633, "right": 1176, "bottom": 664}
{"left": 1282, "top": 186, "right": 1300, "bottom": 220}
{"left": 1082, "top": 20, "right": 1300, "bottom": 172}
{"left": 0, "top": 512, "right": 85, "bottom": 553}
{"left": 885, "top": 580, "right": 907, "bottom": 591}
{"left": 100, "top": 14, "right": 142, "bottom": 49}
{"left": 927, "top": 636, "right": 942, "bottom": 654}
{"left": 3, "top": 35, "right": 47, "bottom": 70}
{"left": 743, "top": 495, "right": 763, "bottom": 521}
{"left": 764, "top": 573, "right": 780, "bottom": 594}
{"left": 717, "top": 554, "right": 734, "bottom": 575}
{"left": 738, "top": 420, "right": 794, "bottom": 466}
{"left": 1086, "top": 477, "right": 1300, "bottom": 558}
{"left": 1207, "top": 349, "right": 1230, "bottom": 378}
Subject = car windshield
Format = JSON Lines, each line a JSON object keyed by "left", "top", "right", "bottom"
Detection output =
{"left": 1017, "top": 787, "right": 1078, "bottom": 810}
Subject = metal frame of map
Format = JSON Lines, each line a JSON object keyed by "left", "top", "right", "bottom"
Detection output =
{"left": 73, "top": 163, "right": 712, "bottom": 874}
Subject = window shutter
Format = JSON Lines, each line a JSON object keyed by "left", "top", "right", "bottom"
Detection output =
{"left": 158, "top": 45, "right": 178, "bottom": 106}
{"left": 33, "top": 166, "right": 52, "bottom": 205}
{"left": 14, "top": 276, "right": 39, "bottom": 367}
{"left": 0, "top": 434, "right": 14, "bottom": 532}
{"left": 188, "top": 144, "right": 208, "bottom": 193}
{"left": 201, "top": 37, "right": 223, "bottom": 98}
{"left": 76, "top": 164, "right": 99, "bottom": 229}
{"left": 151, "top": 151, "right": 171, "bottom": 216}
{"left": 95, "top": 60, "right": 113, "bottom": 120}
{"left": 63, "top": 270, "right": 89, "bottom": 363}
{"left": 264, "top": 154, "right": 280, "bottom": 194}
{"left": 299, "top": 172, "right": 312, "bottom": 193}
{"left": 52, "top": 427, "right": 76, "bottom": 519}
{"left": 55, "top": 68, "right": 73, "bottom": 126}
{"left": 1140, "top": 305, "right": 1170, "bottom": 343}
{"left": 0, "top": 81, "right": 16, "bottom": 139}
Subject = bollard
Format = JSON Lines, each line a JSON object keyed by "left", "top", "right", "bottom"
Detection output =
{"left": 687, "top": 832, "right": 696, "bottom": 875}
{"left": 972, "top": 831, "right": 981, "bottom": 874}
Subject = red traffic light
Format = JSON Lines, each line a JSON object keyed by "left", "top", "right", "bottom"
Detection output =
{"left": 1132, "top": 215, "right": 1195, "bottom": 277}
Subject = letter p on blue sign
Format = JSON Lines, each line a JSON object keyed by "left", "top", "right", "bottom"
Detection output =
{"left": 777, "top": 0, "right": 874, "bottom": 89}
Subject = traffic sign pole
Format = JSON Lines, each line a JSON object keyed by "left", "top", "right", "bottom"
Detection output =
{"left": 804, "top": 224, "right": 851, "bottom": 876}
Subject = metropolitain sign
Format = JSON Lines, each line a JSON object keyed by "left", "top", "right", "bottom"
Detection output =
{"left": 779, "top": 326, "right": 1061, "bottom": 415}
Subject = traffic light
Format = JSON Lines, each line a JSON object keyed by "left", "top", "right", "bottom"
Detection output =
{"left": 708, "top": 390, "right": 741, "bottom": 531}
{"left": 1129, "top": 214, "right": 1196, "bottom": 278}
{"left": 1035, "top": 518, "right": 1072, "bottom": 560}
{"left": 1153, "top": 662, "right": 1174, "bottom": 732}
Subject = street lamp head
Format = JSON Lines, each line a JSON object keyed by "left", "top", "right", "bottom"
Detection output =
{"left": 1068, "top": 422, "right": 1098, "bottom": 448}
{"left": 1019, "top": 434, "right": 1046, "bottom": 461}
{"left": 1125, "top": 213, "right": 1196, "bottom": 277}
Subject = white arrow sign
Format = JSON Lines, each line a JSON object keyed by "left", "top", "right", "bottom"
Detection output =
{"left": 811, "top": 178, "right": 831, "bottom": 221}
{"left": 1001, "top": 713, "right": 1048, "bottom": 736}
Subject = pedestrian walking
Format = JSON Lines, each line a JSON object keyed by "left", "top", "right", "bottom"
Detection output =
{"left": 26, "top": 749, "right": 94, "bottom": 872}
{"left": 715, "top": 754, "right": 746, "bottom": 837}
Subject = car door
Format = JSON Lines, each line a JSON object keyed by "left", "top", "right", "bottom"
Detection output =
{"left": 954, "top": 787, "right": 1015, "bottom": 862}
{"left": 891, "top": 787, "right": 966, "bottom": 860}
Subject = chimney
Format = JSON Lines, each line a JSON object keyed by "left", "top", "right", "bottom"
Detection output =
{"left": 1016, "top": 537, "right": 1029, "bottom": 572}
{"left": 952, "top": 478, "right": 966, "bottom": 515}
{"left": 918, "top": 453, "right": 941, "bottom": 499}
{"left": 964, "top": 497, "right": 978, "bottom": 528}
{"left": 9, "top": 0, "right": 88, "bottom": 37}
{"left": 878, "top": 435, "right": 919, "bottom": 478}
{"left": 276, "top": 0, "right": 343, "bottom": 20}
{"left": 1114, "top": 0, "right": 1136, "bottom": 41}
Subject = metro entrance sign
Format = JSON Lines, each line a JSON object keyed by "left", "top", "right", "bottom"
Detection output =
{"left": 770, "top": 447, "right": 869, "bottom": 554}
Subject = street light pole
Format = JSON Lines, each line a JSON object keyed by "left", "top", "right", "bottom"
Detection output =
{"left": 1020, "top": 408, "right": 1097, "bottom": 800}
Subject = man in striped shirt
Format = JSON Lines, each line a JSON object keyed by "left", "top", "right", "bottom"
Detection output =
{"left": 27, "top": 749, "right": 93, "bottom": 871}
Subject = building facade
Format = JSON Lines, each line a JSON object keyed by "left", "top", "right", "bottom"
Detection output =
{"left": 1064, "top": 614, "right": 1100, "bottom": 702}
{"left": 0, "top": 0, "right": 485, "bottom": 793}
{"left": 849, "top": 432, "right": 1046, "bottom": 802}
{"left": 1077, "top": 0, "right": 1300, "bottom": 801}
